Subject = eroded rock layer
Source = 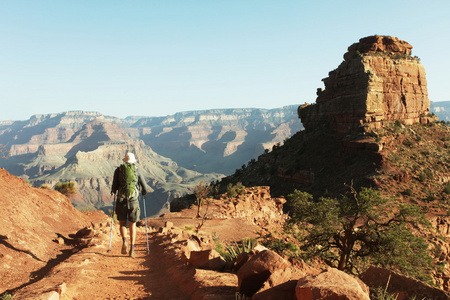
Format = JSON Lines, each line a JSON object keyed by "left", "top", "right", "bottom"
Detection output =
{"left": 299, "top": 35, "right": 436, "bottom": 133}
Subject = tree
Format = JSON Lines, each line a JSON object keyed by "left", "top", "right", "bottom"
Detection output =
{"left": 192, "top": 181, "right": 210, "bottom": 218}
{"left": 286, "top": 186, "right": 432, "bottom": 281}
{"left": 54, "top": 181, "right": 77, "bottom": 197}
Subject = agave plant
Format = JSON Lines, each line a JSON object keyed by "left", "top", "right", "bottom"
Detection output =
{"left": 222, "top": 238, "right": 257, "bottom": 262}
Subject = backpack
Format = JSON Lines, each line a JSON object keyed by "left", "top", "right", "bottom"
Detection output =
{"left": 119, "top": 164, "right": 138, "bottom": 199}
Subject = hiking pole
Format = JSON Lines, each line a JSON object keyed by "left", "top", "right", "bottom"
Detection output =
{"left": 107, "top": 193, "right": 116, "bottom": 252}
{"left": 141, "top": 193, "right": 150, "bottom": 254}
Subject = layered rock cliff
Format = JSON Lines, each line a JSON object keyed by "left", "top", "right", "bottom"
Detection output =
{"left": 131, "top": 106, "right": 301, "bottom": 174}
{"left": 299, "top": 35, "right": 437, "bottom": 133}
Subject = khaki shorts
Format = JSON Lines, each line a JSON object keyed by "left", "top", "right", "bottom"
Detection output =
{"left": 115, "top": 197, "right": 140, "bottom": 223}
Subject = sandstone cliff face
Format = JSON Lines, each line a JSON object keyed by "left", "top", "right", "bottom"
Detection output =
{"left": 299, "top": 35, "right": 437, "bottom": 133}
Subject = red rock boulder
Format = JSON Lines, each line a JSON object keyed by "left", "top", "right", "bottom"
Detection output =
{"left": 237, "top": 250, "right": 290, "bottom": 296}
{"left": 295, "top": 268, "right": 370, "bottom": 300}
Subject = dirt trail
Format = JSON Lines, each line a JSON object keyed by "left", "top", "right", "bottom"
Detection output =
{"left": 12, "top": 209, "right": 254, "bottom": 300}
{"left": 12, "top": 225, "right": 190, "bottom": 300}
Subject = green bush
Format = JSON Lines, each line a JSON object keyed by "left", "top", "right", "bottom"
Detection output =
{"left": 443, "top": 184, "right": 450, "bottom": 194}
{"left": 227, "top": 182, "right": 245, "bottom": 198}
{"left": 370, "top": 286, "right": 398, "bottom": 300}
{"left": 402, "top": 188, "right": 413, "bottom": 196}
{"left": 0, "top": 293, "right": 14, "bottom": 300}
{"left": 403, "top": 140, "right": 414, "bottom": 147}
{"left": 54, "top": 181, "right": 76, "bottom": 197}
{"left": 418, "top": 173, "right": 427, "bottom": 182}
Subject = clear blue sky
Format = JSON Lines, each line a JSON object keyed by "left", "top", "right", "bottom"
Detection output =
{"left": 1, "top": 0, "right": 449, "bottom": 121}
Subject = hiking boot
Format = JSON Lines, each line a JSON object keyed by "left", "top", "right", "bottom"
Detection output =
{"left": 121, "top": 241, "right": 128, "bottom": 255}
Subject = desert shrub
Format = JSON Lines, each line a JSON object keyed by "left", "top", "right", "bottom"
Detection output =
{"left": 227, "top": 182, "right": 245, "bottom": 198}
{"left": 403, "top": 140, "right": 414, "bottom": 147}
{"left": 260, "top": 236, "right": 299, "bottom": 257}
{"left": 235, "top": 292, "right": 249, "bottom": 300}
{"left": 0, "top": 294, "right": 14, "bottom": 300}
{"left": 387, "top": 152, "right": 400, "bottom": 163}
{"left": 393, "top": 120, "right": 403, "bottom": 133}
{"left": 54, "top": 181, "right": 76, "bottom": 197}
{"left": 402, "top": 188, "right": 413, "bottom": 196}
{"left": 443, "top": 184, "right": 450, "bottom": 194}
{"left": 421, "top": 150, "right": 430, "bottom": 156}
{"left": 418, "top": 173, "right": 427, "bottom": 182}
{"left": 370, "top": 286, "right": 398, "bottom": 300}
{"left": 424, "top": 169, "right": 433, "bottom": 179}
{"left": 79, "top": 205, "right": 96, "bottom": 212}
{"left": 40, "top": 184, "right": 50, "bottom": 189}
{"left": 424, "top": 194, "right": 436, "bottom": 202}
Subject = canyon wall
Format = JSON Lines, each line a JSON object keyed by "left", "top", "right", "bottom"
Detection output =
{"left": 0, "top": 107, "right": 301, "bottom": 216}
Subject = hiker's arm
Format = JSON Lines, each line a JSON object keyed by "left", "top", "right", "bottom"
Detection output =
{"left": 111, "top": 168, "right": 120, "bottom": 195}
{"left": 137, "top": 170, "right": 151, "bottom": 195}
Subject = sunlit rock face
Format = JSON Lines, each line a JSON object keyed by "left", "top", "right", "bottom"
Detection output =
{"left": 299, "top": 35, "right": 437, "bottom": 133}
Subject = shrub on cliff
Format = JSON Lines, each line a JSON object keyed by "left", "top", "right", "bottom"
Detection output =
{"left": 286, "top": 186, "right": 433, "bottom": 282}
{"left": 54, "top": 181, "right": 77, "bottom": 197}
{"left": 227, "top": 182, "right": 245, "bottom": 198}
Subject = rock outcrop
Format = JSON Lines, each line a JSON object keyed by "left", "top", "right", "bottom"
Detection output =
{"left": 361, "top": 266, "right": 449, "bottom": 300}
{"left": 299, "top": 35, "right": 437, "bottom": 133}
{"left": 296, "top": 268, "right": 370, "bottom": 300}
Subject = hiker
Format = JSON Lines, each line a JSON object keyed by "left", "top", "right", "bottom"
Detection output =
{"left": 111, "top": 152, "right": 149, "bottom": 257}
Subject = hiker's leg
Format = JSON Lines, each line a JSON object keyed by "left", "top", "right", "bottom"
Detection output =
{"left": 129, "top": 221, "right": 136, "bottom": 245}
{"left": 127, "top": 198, "right": 140, "bottom": 257}
{"left": 129, "top": 221, "right": 136, "bottom": 257}
{"left": 119, "top": 220, "right": 127, "bottom": 239}
{"left": 119, "top": 220, "right": 128, "bottom": 254}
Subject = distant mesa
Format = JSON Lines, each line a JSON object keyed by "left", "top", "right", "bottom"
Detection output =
{"left": 299, "top": 35, "right": 438, "bottom": 133}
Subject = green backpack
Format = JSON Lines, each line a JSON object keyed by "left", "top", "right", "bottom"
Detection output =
{"left": 119, "top": 164, "right": 138, "bottom": 199}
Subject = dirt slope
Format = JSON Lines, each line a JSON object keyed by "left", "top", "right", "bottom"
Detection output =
{"left": 0, "top": 168, "right": 92, "bottom": 294}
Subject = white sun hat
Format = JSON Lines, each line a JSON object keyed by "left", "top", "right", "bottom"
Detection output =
{"left": 123, "top": 152, "right": 137, "bottom": 164}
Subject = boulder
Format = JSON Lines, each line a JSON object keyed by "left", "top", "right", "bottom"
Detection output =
{"left": 253, "top": 260, "right": 319, "bottom": 300}
{"left": 295, "top": 268, "right": 370, "bottom": 300}
{"left": 237, "top": 250, "right": 290, "bottom": 296}
{"left": 188, "top": 249, "right": 226, "bottom": 271}
{"left": 360, "top": 266, "right": 450, "bottom": 300}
